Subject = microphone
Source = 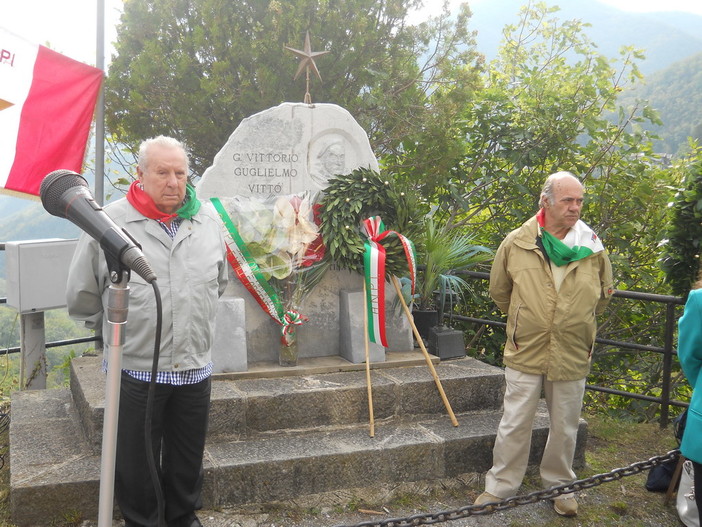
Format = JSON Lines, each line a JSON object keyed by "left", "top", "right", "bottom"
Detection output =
{"left": 40, "top": 170, "right": 157, "bottom": 283}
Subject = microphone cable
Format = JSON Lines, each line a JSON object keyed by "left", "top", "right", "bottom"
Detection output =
{"left": 145, "top": 280, "right": 166, "bottom": 527}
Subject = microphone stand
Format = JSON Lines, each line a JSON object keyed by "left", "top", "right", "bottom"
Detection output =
{"left": 98, "top": 263, "right": 130, "bottom": 527}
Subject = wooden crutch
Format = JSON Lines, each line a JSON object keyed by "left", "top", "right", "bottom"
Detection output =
{"left": 391, "top": 275, "right": 459, "bottom": 427}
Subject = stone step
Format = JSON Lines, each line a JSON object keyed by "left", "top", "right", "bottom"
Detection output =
{"left": 201, "top": 407, "right": 578, "bottom": 510}
{"left": 9, "top": 355, "right": 587, "bottom": 526}
{"left": 69, "top": 354, "right": 507, "bottom": 452}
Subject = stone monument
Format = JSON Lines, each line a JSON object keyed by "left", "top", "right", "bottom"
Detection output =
{"left": 197, "top": 35, "right": 413, "bottom": 371}
{"left": 197, "top": 102, "right": 375, "bottom": 198}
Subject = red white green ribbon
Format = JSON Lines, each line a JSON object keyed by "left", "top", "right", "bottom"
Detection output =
{"left": 211, "top": 197, "right": 306, "bottom": 338}
{"left": 282, "top": 310, "right": 308, "bottom": 346}
{"left": 362, "top": 216, "right": 417, "bottom": 347}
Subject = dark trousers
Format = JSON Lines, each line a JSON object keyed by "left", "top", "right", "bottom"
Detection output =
{"left": 693, "top": 460, "right": 702, "bottom": 524}
{"left": 115, "top": 372, "right": 211, "bottom": 527}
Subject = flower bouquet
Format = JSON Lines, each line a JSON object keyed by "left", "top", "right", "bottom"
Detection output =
{"left": 211, "top": 191, "right": 328, "bottom": 366}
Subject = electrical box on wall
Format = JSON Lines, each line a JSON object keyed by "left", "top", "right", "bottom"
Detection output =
{"left": 5, "top": 239, "right": 78, "bottom": 314}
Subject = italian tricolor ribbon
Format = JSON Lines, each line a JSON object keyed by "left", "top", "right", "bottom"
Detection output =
{"left": 362, "top": 216, "right": 417, "bottom": 347}
{"left": 211, "top": 197, "right": 307, "bottom": 339}
{"left": 282, "top": 310, "right": 308, "bottom": 346}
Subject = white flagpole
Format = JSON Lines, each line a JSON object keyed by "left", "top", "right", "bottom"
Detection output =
{"left": 95, "top": 0, "right": 105, "bottom": 205}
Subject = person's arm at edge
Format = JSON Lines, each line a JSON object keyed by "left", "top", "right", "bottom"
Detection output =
{"left": 679, "top": 291, "right": 702, "bottom": 388}
{"left": 596, "top": 250, "right": 614, "bottom": 315}
{"left": 489, "top": 239, "right": 512, "bottom": 314}
{"left": 66, "top": 233, "right": 104, "bottom": 330}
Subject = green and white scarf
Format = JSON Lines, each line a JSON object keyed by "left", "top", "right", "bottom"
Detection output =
{"left": 536, "top": 208, "right": 604, "bottom": 267}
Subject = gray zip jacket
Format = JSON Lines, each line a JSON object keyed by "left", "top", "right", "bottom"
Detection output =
{"left": 66, "top": 197, "right": 228, "bottom": 372}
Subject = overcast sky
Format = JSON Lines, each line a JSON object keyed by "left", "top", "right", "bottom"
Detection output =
{"left": 3, "top": 0, "right": 702, "bottom": 68}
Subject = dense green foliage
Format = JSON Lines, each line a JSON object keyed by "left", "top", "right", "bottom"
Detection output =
{"left": 393, "top": 4, "right": 672, "bottom": 263}
{"left": 105, "top": 0, "right": 481, "bottom": 176}
{"left": 84, "top": 1, "right": 702, "bottom": 420}
{"left": 660, "top": 152, "right": 702, "bottom": 297}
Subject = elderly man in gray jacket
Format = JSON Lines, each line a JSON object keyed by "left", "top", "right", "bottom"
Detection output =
{"left": 474, "top": 171, "right": 613, "bottom": 517}
{"left": 67, "top": 136, "right": 228, "bottom": 527}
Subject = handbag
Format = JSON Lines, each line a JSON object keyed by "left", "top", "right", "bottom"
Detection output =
{"left": 646, "top": 458, "right": 678, "bottom": 492}
{"left": 677, "top": 460, "right": 700, "bottom": 527}
{"left": 645, "top": 408, "right": 687, "bottom": 493}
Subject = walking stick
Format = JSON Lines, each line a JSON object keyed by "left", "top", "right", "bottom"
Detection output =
{"left": 391, "top": 276, "right": 459, "bottom": 427}
{"left": 363, "top": 281, "right": 375, "bottom": 437}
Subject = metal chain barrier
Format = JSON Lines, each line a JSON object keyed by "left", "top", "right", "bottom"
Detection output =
{"left": 333, "top": 449, "right": 681, "bottom": 527}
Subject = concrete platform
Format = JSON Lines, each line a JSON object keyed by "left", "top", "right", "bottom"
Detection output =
{"left": 9, "top": 354, "right": 587, "bottom": 526}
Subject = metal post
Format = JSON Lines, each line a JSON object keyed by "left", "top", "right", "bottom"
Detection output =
{"left": 19, "top": 312, "right": 47, "bottom": 390}
{"left": 660, "top": 301, "right": 676, "bottom": 429}
{"left": 98, "top": 272, "right": 130, "bottom": 527}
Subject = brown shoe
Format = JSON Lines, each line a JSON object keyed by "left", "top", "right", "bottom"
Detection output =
{"left": 474, "top": 491, "right": 502, "bottom": 506}
{"left": 553, "top": 496, "right": 578, "bottom": 516}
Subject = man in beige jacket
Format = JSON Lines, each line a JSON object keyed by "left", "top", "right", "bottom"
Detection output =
{"left": 475, "top": 171, "right": 613, "bottom": 517}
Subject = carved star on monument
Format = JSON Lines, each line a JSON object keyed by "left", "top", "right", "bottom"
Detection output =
{"left": 285, "top": 31, "right": 330, "bottom": 104}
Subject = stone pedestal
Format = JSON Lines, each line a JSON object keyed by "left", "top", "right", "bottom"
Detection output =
{"left": 339, "top": 290, "right": 385, "bottom": 364}
{"left": 212, "top": 297, "right": 247, "bottom": 373}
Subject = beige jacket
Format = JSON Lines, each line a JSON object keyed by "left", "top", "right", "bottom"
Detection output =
{"left": 489, "top": 215, "right": 613, "bottom": 381}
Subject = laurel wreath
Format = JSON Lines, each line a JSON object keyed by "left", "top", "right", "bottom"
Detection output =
{"left": 318, "top": 167, "right": 420, "bottom": 275}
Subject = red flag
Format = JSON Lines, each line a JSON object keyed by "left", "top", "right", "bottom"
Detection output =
{"left": 0, "top": 27, "right": 103, "bottom": 199}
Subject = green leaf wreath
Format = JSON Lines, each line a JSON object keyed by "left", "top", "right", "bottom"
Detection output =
{"left": 318, "top": 167, "right": 421, "bottom": 276}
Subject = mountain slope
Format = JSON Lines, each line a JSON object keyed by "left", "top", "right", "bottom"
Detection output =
{"left": 469, "top": 0, "right": 702, "bottom": 75}
{"left": 618, "top": 51, "right": 702, "bottom": 153}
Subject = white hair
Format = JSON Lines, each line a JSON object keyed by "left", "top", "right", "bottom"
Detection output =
{"left": 137, "top": 135, "right": 189, "bottom": 172}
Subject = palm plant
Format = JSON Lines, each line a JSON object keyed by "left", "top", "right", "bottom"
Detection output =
{"left": 414, "top": 217, "right": 493, "bottom": 320}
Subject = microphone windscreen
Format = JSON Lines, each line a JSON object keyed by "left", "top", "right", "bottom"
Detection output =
{"left": 40, "top": 170, "right": 89, "bottom": 218}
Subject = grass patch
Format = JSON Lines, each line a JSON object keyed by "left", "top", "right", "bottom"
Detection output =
{"left": 490, "top": 412, "right": 682, "bottom": 526}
